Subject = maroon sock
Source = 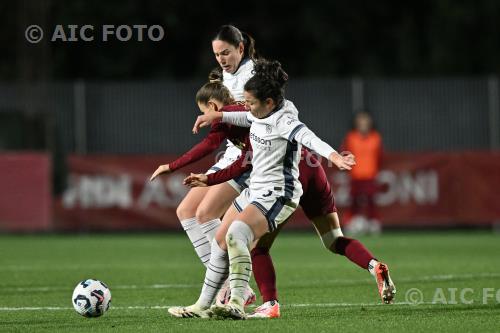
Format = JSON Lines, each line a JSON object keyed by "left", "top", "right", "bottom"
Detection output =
{"left": 332, "top": 237, "right": 375, "bottom": 269}
{"left": 251, "top": 247, "right": 278, "bottom": 302}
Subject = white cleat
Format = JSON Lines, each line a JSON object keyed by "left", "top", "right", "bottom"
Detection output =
{"left": 211, "top": 302, "right": 247, "bottom": 320}
{"left": 248, "top": 300, "right": 280, "bottom": 319}
{"left": 167, "top": 304, "right": 212, "bottom": 318}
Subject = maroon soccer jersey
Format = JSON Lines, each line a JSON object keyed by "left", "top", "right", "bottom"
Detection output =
{"left": 168, "top": 105, "right": 250, "bottom": 172}
{"left": 298, "top": 151, "right": 337, "bottom": 219}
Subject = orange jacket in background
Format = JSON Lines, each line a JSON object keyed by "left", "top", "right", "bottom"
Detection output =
{"left": 342, "top": 130, "right": 382, "bottom": 180}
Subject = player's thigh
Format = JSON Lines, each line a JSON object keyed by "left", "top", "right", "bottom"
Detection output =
{"left": 215, "top": 204, "right": 240, "bottom": 250}
{"left": 196, "top": 182, "right": 240, "bottom": 223}
{"left": 233, "top": 204, "right": 270, "bottom": 242}
{"left": 176, "top": 186, "right": 209, "bottom": 220}
{"left": 311, "top": 212, "right": 341, "bottom": 235}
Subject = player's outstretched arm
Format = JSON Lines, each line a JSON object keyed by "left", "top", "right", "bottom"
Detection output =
{"left": 192, "top": 111, "right": 251, "bottom": 133}
{"left": 286, "top": 122, "right": 356, "bottom": 171}
{"left": 192, "top": 112, "right": 223, "bottom": 133}
{"left": 220, "top": 111, "right": 252, "bottom": 128}
{"left": 150, "top": 122, "right": 228, "bottom": 181}
{"left": 150, "top": 164, "right": 171, "bottom": 181}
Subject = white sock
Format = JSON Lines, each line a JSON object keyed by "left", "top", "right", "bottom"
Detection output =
{"left": 200, "top": 218, "right": 221, "bottom": 243}
{"left": 226, "top": 220, "right": 254, "bottom": 308}
{"left": 368, "top": 259, "right": 379, "bottom": 276}
{"left": 195, "top": 239, "right": 229, "bottom": 309}
{"left": 180, "top": 218, "right": 211, "bottom": 267}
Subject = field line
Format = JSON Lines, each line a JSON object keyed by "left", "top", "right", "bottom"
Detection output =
{"left": 2, "top": 272, "right": 499, "bottom": 293}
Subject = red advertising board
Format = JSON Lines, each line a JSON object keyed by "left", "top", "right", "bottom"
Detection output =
{"left": 0, "top": 153, "right": 52, "bottom": 231}
{"left": 53, "top": 151, "right": 500, "bottom": 231}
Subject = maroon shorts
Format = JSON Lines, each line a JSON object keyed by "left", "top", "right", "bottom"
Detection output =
{"left": 298, "top": 151, "right": 337, "bottom": 220}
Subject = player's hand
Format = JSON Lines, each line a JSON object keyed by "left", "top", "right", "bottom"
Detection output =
{"left": 183, "top": 173, "right": 208, "bottom": 187}
{"left": 340, "top": 151, "right": 356, "bottom": 165}
{"left": 192, "top": 112, "right": 222, "bottom": 134}
{"left": 150, "top": 164, "right": 171, "bottom": 181}
{"left": 329, "top": 151, "right": 356, "bottom": 171}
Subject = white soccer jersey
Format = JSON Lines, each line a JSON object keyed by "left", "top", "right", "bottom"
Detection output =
{"left": 222, "top": 100, "right": 337, "bottom": 201}
{"left": 220, "top": 58, "right": 255, "bottom": 160}
{"left": 222, "top": 58, "right": 254, "bottom": 102}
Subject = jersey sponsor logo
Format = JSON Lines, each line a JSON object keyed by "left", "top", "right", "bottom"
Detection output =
{"left": 250, "top": 132, "right": 272, "bottom": 146}
{"left": 250, "top": 132, "right": 272, "bottom": 151}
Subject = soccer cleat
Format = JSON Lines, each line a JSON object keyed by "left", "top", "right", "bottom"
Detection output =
{"left": 216, "top": 279, "right": 256, "bottom": 306}
{"left": 211, "top": 302, "right": 247, "bottom": 320}
{"left": 374, "top": 262, "right": 396, "bottom": 304}
{"left": 247, "top": 300, "right": 280, "bottom": 319}
{"left": 168, "top": 304, "right": 212, "bottom": 318}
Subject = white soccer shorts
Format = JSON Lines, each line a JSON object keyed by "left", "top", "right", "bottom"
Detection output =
{"left": 233, "top": 188, "right": 299, "bottom": 232}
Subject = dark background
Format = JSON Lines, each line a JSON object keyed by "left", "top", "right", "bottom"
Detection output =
{"left": 3, "top": 0, "right": 500, "bottom": 81}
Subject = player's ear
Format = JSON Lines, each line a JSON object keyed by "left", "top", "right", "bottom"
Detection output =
{"left": 208, "top": 101, "right": 218, "bottom": 112}
{"left": 265, "top": 98, "right": 275, "bottom": 111}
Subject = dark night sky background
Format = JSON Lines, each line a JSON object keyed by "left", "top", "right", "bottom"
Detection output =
{"left": 2, "top": 0, "right": 500, "bottom": 80}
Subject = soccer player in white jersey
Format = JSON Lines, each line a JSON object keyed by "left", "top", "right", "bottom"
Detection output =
{"left": 150, "top": 26, "right": 258, "bottom": 304}
{"left": 168, "top": 59, "right": 356, "bottom": 320}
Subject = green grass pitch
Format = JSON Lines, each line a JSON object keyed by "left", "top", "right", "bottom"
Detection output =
{"left": 0, "top": 232, "right": 499, "bottom": 332}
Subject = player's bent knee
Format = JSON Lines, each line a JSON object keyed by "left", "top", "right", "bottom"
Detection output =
{"left": 176, "top": 202, "right": 196, "bottom": 221}
{"left": 226, "top": 220, "right": 254, "bottom": 249}
{"left": 195, "top": 206, "right": 215, "bottom": 224}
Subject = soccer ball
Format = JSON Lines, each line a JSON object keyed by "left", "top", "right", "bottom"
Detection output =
{"left": 72, "top": 279, "right": 112, "bottom": 317}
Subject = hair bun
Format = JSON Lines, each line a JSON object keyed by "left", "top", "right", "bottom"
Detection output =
{"left": 253, "top": 59, "right": 288, "bottom": 89}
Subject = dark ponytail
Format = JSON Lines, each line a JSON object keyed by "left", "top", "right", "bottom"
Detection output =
{"left": 244, "top": 59, "right": 288, "bottom": 106}
{"left": 208, "top": 67, "right": 223, "bottom": 81}
{"left": 240, "top": 31, "right": 256, "bottom": 60}
{"left": 213, "top": 25, "right": 258, "bottom": 60}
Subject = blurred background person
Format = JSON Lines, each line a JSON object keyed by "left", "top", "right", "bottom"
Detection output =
{"left": 342, "top": 111, "right": 383, "bottom": 235}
